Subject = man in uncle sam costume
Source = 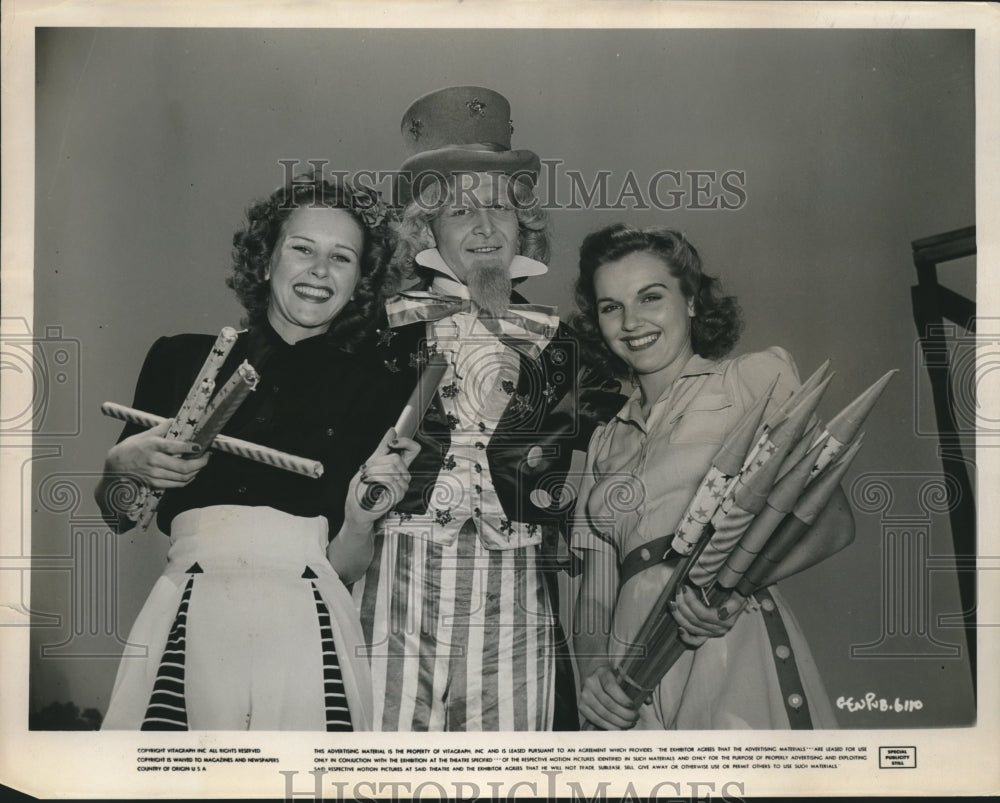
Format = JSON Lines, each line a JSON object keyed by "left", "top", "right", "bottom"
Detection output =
{"left": 353, "top": 86, "right": 623, "bottom": 731}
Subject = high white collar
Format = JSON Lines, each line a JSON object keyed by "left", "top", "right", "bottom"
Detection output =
{"left": 415, "top": 247, "right": 549, "bottom": 296}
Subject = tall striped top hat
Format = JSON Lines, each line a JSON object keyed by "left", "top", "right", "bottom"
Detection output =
{"left": 397, "top": 86, "right": 540, "bottom": 206}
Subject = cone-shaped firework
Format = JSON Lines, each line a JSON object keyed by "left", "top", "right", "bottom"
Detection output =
{"left": 744, "top": 436, "right": 863, "bottom": 594}
{"left": 777, "top": 420, "right": 819, "bottom": 480}
{"left": 740, "top": 367, "right": 831, "bottom": 491}
{"left": 759, "top": 359, "right": 829, "bottom": 432}
{"left": 688, "top": 378, "right": 832, "bottom": 586}
{"left": 670, "top": 375, "right": 778, "bottom": 555}
{"left": 810, "top": 369, "right": 895, "bottom": 478}
{"left": 740, "top": 377, "right": 830, "bottom": 491}
{"left": 715, "top": 436, "right": 828, "bottom": 590}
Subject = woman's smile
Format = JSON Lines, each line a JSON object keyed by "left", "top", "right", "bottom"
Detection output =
{"left": 622, "top": 332, "right": 661, "bottom": 350}
{"left": 293, "top": 283, "right": 334, "bottom": 301}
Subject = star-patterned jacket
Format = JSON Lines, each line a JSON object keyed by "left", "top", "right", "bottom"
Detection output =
{"left": 371, "top": 276, "right": 624, "bottom": 553}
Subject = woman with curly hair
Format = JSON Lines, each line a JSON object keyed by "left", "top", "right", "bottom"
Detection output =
{"left": 96, "top": 171, "right": 418, "bottom": 731}
{"left": 570, "top": 223, "right": 853, "bottom": 730}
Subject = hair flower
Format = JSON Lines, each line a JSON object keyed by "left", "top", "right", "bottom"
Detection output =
{"left": 350, "top": 185, "right": 388, "bottom": 229}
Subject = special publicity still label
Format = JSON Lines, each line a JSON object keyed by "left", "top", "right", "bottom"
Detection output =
{"left": 879, "top": 747, "right": 917, "bottom": 769}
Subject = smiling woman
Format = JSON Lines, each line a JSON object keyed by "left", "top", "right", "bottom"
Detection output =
{"left": 265, "top": 207, "right": 364, "bottom": 342}
{"left": 593, "top": 251, "right": 697, "bottom": 414}
{"left": 571, "top": 223, "right": 854, "bottom": 731}
{"left": 93, "top": 171, "right": 419, "bottom": 732}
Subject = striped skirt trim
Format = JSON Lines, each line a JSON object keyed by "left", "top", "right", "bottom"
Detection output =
{"left": 102, "top": 505, "right": 373, "bottom": 731}
{"left": 310, "top": 581, "right": 353, "bottom": 732}
{"left": 140, "top": 573, "right": 196, "bottom": 730}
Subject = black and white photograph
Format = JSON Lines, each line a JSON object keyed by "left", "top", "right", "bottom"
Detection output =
{"left": 1, "top": 1, "right": 997, "bottom": 799}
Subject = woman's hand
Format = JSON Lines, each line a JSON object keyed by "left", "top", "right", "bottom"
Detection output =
{"left": 669, "top": 586, "right": 748, "bottom": 647}
{"left": 578, "top": 662, "right": 640, "bottom": 731}
{"left": 342, "top": 428, "right": 420, "bottom": 531}
{"left": 104, "top": 419, "right": 210, "bottom": 490}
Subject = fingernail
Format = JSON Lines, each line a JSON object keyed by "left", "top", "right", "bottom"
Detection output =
{"left": 668, "top": 601, "right": 677, "bottom": 612}
{"left": 190, "top": 444, "right": 201, "bottom": 453}
{"left": 718, "top": 606, "right": 730, "bottom": 621}
{"left": 389, "top": 439, "right": 399, "bottom": 448}
{"left": 678, "top": 627, "right": 688, "bottom": 637}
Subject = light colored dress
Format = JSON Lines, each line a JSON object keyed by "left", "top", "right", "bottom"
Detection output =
{"left": 572, "top": 347, "right": 838, "bottom": 729}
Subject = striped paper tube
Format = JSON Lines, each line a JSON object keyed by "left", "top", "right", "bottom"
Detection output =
{"left": 101, "top": 401, "right": 324, "bottom": 479}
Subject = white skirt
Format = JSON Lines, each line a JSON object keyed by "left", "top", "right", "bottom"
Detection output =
{"left": 102, "top": 505, "right": 373, "bottom": 731}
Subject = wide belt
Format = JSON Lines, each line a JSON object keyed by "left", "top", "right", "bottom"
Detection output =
{"left": 618, "top": 535, "right": 678, "bottom": 587}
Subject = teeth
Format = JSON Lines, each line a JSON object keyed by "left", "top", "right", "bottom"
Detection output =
{"left": 471, "top": 247, "right": 499, "bottom": 253}
{"left": 626, "top": 333, "right": 659, "bottom": 348}
{"left": 295, "top": 285, "right": 332, "bottom": 300}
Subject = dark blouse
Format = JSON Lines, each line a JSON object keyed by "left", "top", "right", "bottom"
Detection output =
{"left": 118, "top": 322, "right": 408, "bottom": 536}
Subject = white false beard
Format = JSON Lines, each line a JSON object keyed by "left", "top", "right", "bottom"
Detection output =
{"left": 467, "top": 264, "right": 512, "bottom": 317}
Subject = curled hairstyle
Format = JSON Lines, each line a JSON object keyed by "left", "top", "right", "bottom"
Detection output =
{"left": 388, "top": 174, "right": 549, "bottom": 290}
{"left": 228, "top": 171, "right": 393, "bottom": 350}
{"left": 572, "top": 223, "right": 743, "bottom": 376}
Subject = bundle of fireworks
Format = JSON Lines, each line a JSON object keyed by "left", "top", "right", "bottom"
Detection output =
{"left": 608, "top": 363, "right": 896, "bottom": 711}
{"left": 104, "top": 327, "right": 266, "bottom": 530}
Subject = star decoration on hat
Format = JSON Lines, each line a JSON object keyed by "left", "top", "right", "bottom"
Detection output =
{"left": 408, "top": 118, "right": 423, "bottom": 140}
{"left": 509, "top": 119, "right": 515, "bottom": 136}
{"left": 466, "top": 97, "right": 487, "bottom": 117}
